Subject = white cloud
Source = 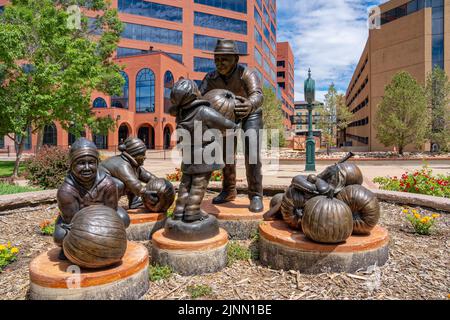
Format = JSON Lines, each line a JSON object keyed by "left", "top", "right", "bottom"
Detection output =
{"left": 277, "top": 0, "right": 386, "bottom": 102}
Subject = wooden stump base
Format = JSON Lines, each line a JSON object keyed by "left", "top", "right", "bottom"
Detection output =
{"left": 29, "top": 242, "right": 149, "bottom": 300}
{"left": 259, "top": 221, "right": 389, "bottom": 274}
{"left": 126, "top": 208, "right": 166, "bottom": 241}
{"left": 151, "top": 228, "right": 229, "bottom": 276}
{"left": 201, "top": 198, "right": 271, "bottom": 240}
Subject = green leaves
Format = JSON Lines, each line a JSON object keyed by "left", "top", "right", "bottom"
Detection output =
{"left": 262, "top": 86, "right": 286, "bottom": 147}
{"left": 375, "top": 71, "right": 429, "bottom": 154}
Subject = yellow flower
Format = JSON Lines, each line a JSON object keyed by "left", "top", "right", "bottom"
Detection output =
{"left": 0, "top": 245, "right": 5, "bottom": 251}
{"left": 432, "top": 214, "right": 440, "bottom": 219}
{"left": 421, "top": 218, "right": 427, "bottom": 224}
{"left": 7, "top": 241, "right": 11, "bottom": 248}
{"left": 11, "top": 247, "right": 19, "bottom": 254}
{"left": 414, "top": 213, "right": 421, "bottom": 219}
{"left": 412, "top": 209, "right": 418, "bottom": 214}
{"left": 402, "top": 209, "right": 409, "bottom": 214}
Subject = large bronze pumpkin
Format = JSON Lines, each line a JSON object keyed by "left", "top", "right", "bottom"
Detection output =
{"left": 338, "top": 163, "right": 363, "bottom": 186}
{"left": 280, "top": 185, "right": 306, "bottom": 230}
{"left": 336, "top": 185, "right": 380, "bottom": 235}
{"left": 63, "top": 205, "right": 127, "bottom": 269}
{"left": 302, "top": 196, "right": 353, "bottom": 244}
{"left": 203, "top": 89, "right": 238, "bottom": 122}
{"left": 144, "top": 178, "right": 175, "bottom": 213}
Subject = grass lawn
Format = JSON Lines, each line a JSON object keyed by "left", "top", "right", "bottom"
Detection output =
{"left": 0, "top": 183, "right": 41, "bottom": 195}
{"left": 0, "top": 161, "right": 26, "bottom": 177}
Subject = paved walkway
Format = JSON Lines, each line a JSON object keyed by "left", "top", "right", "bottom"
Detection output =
{"left": 143, "top": 157, "right": 450, "bottom": 189}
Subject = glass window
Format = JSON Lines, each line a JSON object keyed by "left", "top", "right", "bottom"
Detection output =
{"left": 263, "top": 41, "right": 270, "bottom": 56}
{"left": 0, "top": 136, "right": 4, "bottom": 149}
{"left": 118, "top": 0, "right": 182, "bottom": 23}
{"left": 194, "top": 0, "right": 247, "bottom": 14}
{"left": 270, "top": 21, "right": 276, "bottom": 37}
{"left": 254, "top": 27, "right": 262, "bottom": 46}
{"left": 254, "top": 47, "right": 262, "bottom": 65}
{"left": 277, "top": 60, "right": 285, "bottom": 67}
{"left": 194, "top": 57, "right": 216, "bottom": 73}
{"left": 254, "top": 7, "right": 262, "bottom": 28}
{"left": 43, "top": 123, "right": 57, "bottom": 146}
{"left": 93, "top": 134, "right": 108, "bottom": 150}
{"left": 270, "top": 52, "right": 276, "bottom": 66}
{"left": 407, "top": 0, "right": 418, "bottom": 14}
{"left": 270, "top": 36, "right": 276, "bottom": 51}
{"left": 277, "top": 71, "right": 285, "bottom": 78}
{"left": 15, "top": 127, "right": 32, "bottom": 151}
{"left": 432, "top": 34, "right": 444, "bottom": 68}
{"left": 263, "top": 6, "right": 270, "bottom": 24}
{"left": 194, "top": 34, "right": 247, "bottom": 54}
{"left": 164, "top": 71, "right": 174, "bottom": 114}
{"left": 117, "top": 47, "right": 148, "bottom": 58}
{"left": 194, "top": 12, "right": 247, "bottom": 34}
{"left": 0, "top": 6, "right": 4, "bottom": 14}
{"left": 263, "top": 24, "right": 270, "bottom": 40}
{"left": 122, "top": 23, "right": 182, "bottom": 46}
{"left": 254, "top": 68, "right": 263, "bottom": 86}
{"left": 263, "top": 58, "right": 271, "bottom": 74}
{"left": 256, "top": 0, "right": 262, "bottom": 9}
{"left": 111, "top": 71, "right": 129, "bottom": 109}
{"left": 93, "top": 97, "right": 107, "bottom": 108}
{"left": 136, "top": 68, "right": 156, "bottom": 113}
{"left": 166, "top": 53, "right": 183, "bottom": 64}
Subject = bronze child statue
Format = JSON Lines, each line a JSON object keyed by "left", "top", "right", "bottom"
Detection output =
{"left": 165, "top": 79, "right": 237, "bottom": 240}
{"left": 54, "top": 138, "right": 130, "bottom": 259}
{"left": 99, "top": 137, "right": 172, "bottom": 211}
{"left": 200, "top": 39, "right": 265, "bottom": 213}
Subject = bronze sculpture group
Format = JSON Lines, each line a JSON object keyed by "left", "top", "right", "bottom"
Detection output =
{"left": 52, "top": 39, "right": 381, "bottom": 271}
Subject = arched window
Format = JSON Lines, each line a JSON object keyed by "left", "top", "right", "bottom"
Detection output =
{"left": 93, "top": 97, "right": 107, "bottom": 108}
{"left": 136, "top": 68, "right": 155, "bottom": 113}
{"left": 111, "top": 71, "right": 129, "bottom": 109}
{"left": 164, "top": 71, "right": 174, "bottom": 114}
{"left": 43, "top": 123, "right": 57, "bottom": 146}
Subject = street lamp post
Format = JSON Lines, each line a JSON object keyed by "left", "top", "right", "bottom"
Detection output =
{"left": 304, "top": 69, "right": 316, "bottom": 172}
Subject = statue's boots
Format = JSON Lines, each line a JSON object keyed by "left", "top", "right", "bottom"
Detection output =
{"left": 212, "top": 164, "right": 237, "bottom": 204}
{"left": 128, "top": 194, "right": 143, "bottom": 210}
{"left": 184, "top": 173, "right": 211, "bottom": 222}
{"left": 249, "top": 196, "right": 264, "bottom": 213}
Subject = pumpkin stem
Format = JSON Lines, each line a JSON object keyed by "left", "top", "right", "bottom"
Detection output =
{"left": 326, "top": 188, "right": 335, "bottom": 199}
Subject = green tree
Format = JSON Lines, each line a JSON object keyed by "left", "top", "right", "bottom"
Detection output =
{"left": 261, "top": 86, "right": 286, "bottom": 148}
{"left": 317, "top": 83, "right": 339, "bottom": 155}
{"left": 0, "top": 0, "right": 124, "bottom": 178}
{"left": 375, "top": 71, "right": 429, "bottom": 155}
{"left": 425, "top": 66, "right": 450, "bottom": 152}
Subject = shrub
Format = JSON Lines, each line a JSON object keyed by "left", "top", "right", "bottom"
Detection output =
{"left": 0, "top": 242, "right": 19, "bottom": 272}
{"left": 187, "top": 284, "right": 212, "bottom": 299}
{"left": 402, "top": 208, "right": 440, "bottom": 235}
{"left": 148, "top": 264, "right": 173, "bottom": 282}
{"left": 39, "top": 219, "right": 56, "bottom": 236}
{"left": 373, "top": 165, "right": 450, "bottom": 198}
{"left": 166, "top": 168, "right": 223, "bottom": 182}
{"left": 24, "top": 146, "right": 69, "bottom": 189}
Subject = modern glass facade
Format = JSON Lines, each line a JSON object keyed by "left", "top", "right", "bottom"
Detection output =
{"left": 255, "top": 47, "right": 262, "bottom": 65}
{"left": 111, "top": 71, "right": 129, "bottom": 109}
{"left": 93, "top": 97, "right": 107, "bottom": 108}
{"left": 136, "top": 68, "right": 156, "bottom": 113}
{"left": 194, "top": 11, "right": 247, "bottom": 34}
{"left": 122, "top": 23, "right": 183, "bottom": 46}
{"left": 194, "top": 34, "right": 247, "bottom": 54}
{"left": 116, "top": 47, "right": 183, "bottom": 63}
{"left": 118, "top": 0, "right": 182, "bottom": 23}
{"left": 164, "top": 71, "right": 174, "bottom": 114}
{"left": 194, "top": 0, "right": 247, "bottom": 14}
{"left": 254, "top": 27, "right": 263, "bottom": 46}
{"left": 194, "top": 57, "right": 216, "bottom": 73}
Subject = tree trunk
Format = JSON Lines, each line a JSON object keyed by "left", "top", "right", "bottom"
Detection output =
{"left": 398, "top": 145, "right": 404, "bottom": 155}
{"left": 12, "top": 137, "right": 25, "bottom": 179}
{"left": 35, "top": 127, "right": 44, "bottom": 153}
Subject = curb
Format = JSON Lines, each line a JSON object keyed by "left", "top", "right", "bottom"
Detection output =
{"left": 0, "top": 184, "right": 448, "bottom": 213}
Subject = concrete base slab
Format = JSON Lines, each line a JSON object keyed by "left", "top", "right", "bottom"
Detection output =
{"left": 29, "top": 242, "right": 149, "bottom": 300}
{"left": 126, "top": 208, "right": 166, "bottom": 241}
{"left": 151, "top": 228, "right": 229, "bottom": 276}
{"left": 202, "top": 198, "right": 271, "bottom": 239}
{"left": 259, "top": 221, "right": 389, "bottom": 274}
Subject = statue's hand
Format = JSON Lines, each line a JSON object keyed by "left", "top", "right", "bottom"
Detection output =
{"left": 144, "top": 190, "right": 159, "bottom": 205}
{"left": 235, "top": 96, "right": 252, "bottom": 118}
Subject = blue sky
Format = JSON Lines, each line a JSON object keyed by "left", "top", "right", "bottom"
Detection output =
{"left": 277, "top": 0, "right": 387, "bottom": 101}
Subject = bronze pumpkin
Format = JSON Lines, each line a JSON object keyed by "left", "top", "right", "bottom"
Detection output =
{"left": 202, "top": 89, "right": 238, "bottom": 122}
{"left": 338, "top": 163, "right": 363, "bottom": 186}
{"left": 144, "top": 178, "right": 176, "bottom": 213}
{"left": 280, "top": 185, "right": 306, "bottom": 230}
{"left": 302, "top": 196, "right": 353, "bottom": 244}
{"left": 336, "top": 185, "right": 380, "bottom": 235}
{"left": 62, "top": 205, "right": 127, "bottom": 269}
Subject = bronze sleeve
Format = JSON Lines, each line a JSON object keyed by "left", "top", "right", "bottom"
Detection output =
{"left": 243, "top": 68, "right": 264, "bottom": 113}
{"left": 57, "top": 188, "right": 80, "bottom": 224}
{"left": 138, "top": 167, "right": 158, "bottom": 184}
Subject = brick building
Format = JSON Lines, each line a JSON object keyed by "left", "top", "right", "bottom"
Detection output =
{"left": 341, "top": 0, "right": 449, "bottom": 151}
{"left": 276, "top": 41, "right": 295, "bottom": 133}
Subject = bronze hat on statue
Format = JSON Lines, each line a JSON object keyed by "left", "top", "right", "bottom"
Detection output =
{"left": 204, "top": 39, "right": 249, "bottom": 56}
{"left": 119, "top": 137, "right": 147, "bottom": 156}
{"left": 69, "top": 138, "right": 99, "bottom": 164}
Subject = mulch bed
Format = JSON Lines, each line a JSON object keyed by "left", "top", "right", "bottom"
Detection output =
{"left": 0, "top": 195, "right": 448, "bottom": 300}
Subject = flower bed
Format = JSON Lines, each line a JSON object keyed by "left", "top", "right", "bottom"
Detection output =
{"left": 166, "top": 168, "right": 223, "bottom": 182}
{"left": 373, "top": 166, "right": 450, "bottom": 198}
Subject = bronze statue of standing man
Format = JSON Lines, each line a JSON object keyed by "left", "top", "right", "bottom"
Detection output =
{"left": 199, "top": 39, "right": 265, "bottom": 212}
